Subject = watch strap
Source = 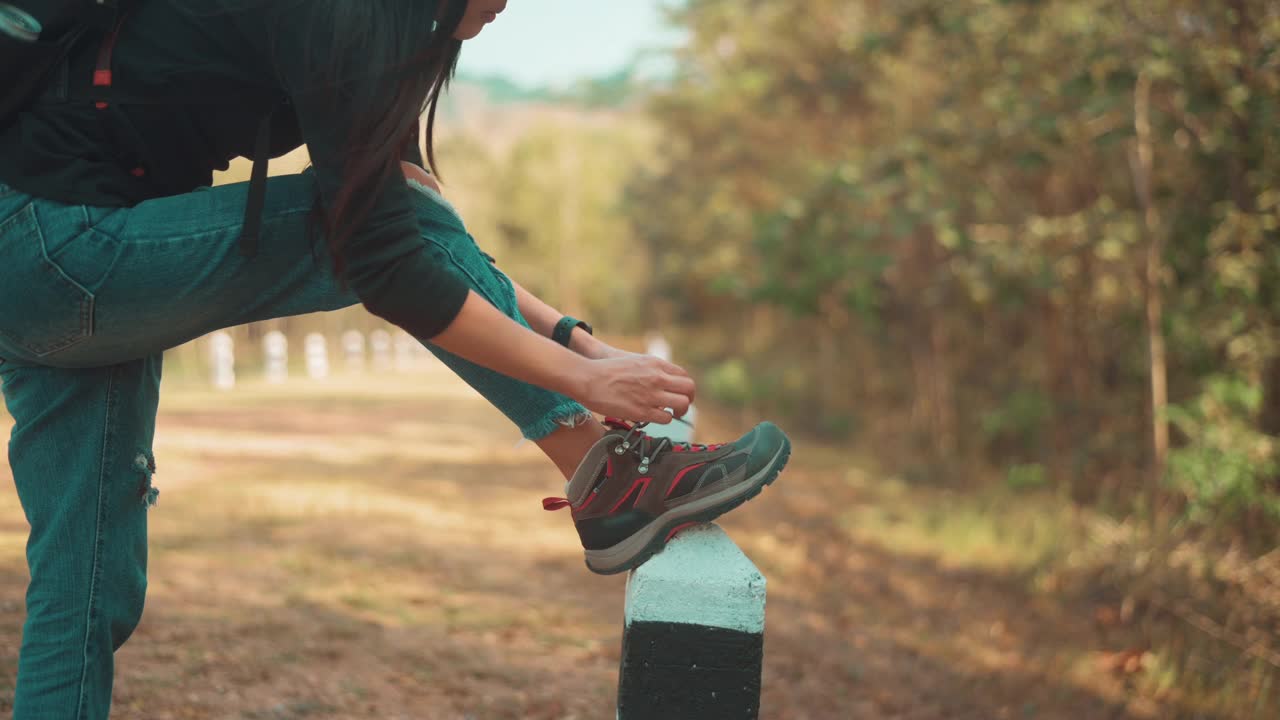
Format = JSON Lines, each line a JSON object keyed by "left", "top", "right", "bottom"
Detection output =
{"left": 552, "top": 316, "right": 592, "bottom": 347}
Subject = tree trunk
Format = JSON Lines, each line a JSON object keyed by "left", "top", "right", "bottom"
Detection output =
{"left": 1042, "top": 298, "right": 1067, "bottom": 488}
{"left": 1130, "top": 71, "right": 1168, "bottom": 532}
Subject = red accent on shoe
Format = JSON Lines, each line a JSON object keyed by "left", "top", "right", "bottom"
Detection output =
{"left": 665, "top": 462, "right": 707, "bottom": 499}
{"left": 604, "top": 417, "right": 632, "bottom": 431}
{"left": 542, "top": 497, "right": 571, "bottom": 511}
{"left": 665, "top": 522, "right": 700, "bottom": 542}
{"left": 634, "top": 477, "right": 652, "bottom": 505}
{"left": 671, "top": 442, "right": 723, "bottom": 453}
{"left": 606, "top": 456, "right": 614, "bottom": 478}
{"left": 608, "top": 477, "right": 650, "bottom": 514}
{"left": 577, "top": 489, "right": 598, "bottom": 514}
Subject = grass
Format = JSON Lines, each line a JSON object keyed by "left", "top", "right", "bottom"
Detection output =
{"left": 836, "top": 463, "right": 1280, "bottom": 720}
{"left": 840, "top": 472, "right": 1084, "bottom": 577}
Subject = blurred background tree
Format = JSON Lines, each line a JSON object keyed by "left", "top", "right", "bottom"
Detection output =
{"left": 631, "top": 0, "right": 1280, "bottom": 532}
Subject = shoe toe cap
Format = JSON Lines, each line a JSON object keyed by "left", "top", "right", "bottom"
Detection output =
{"left": 743, "top": 421, "right": 789, "bottom": 475}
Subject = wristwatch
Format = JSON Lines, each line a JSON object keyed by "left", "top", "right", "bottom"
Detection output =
{"left": 552, "top": 316, "right": 593, "bottom": 348}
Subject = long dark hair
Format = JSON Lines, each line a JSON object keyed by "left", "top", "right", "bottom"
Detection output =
{"left": 271, "top": 0, "right": 466, "bottom": 270}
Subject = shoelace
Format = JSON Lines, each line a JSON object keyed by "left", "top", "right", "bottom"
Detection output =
{"left": 541, "top": 418, "right": 724, "bottom": 512}
{"left": 606, "top": 418, "right": 724, "bottom": 471}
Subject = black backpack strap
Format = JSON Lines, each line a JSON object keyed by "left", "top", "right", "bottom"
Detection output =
{"left": 89, "top": 11, "right": 126, "bottom": 108}
{"left": 76, "top": 8, "right": 275, "bottom": 259}
{"left": 47, "top": 6, "right": 278, "bottom": 259}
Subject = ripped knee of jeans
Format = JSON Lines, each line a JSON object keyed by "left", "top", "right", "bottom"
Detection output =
{"left": 517, "top": 407, "right": 595, "bottom": 445}
{"left": 556, "top": 412, "right": 594, "bottom": 430}
{"left": 133, "top": 451, "right": 159, "bottom": 509}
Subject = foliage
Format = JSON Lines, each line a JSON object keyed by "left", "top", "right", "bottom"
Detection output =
{"left": 454, "top": 66, "right": 652, "bottom": 110}
{"left": 632, "top": 0, "right": 1280, "bottom": 523}
{"left": 436, "top": 113, "right": 659, "bottom": 331}
{"left": 1168, "top": 375, "right": 1280, "bottom": 524}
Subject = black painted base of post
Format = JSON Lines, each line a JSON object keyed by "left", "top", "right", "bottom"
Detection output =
{"left": 617, "top": 620, "right": 764, "bottom": 720}
{"left": 615, "top": 524, "right": 767, "bottom": 719}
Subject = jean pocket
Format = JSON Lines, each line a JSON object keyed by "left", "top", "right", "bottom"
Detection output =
{"left": 0, "top": 203, "right": 95, "bottom": 358}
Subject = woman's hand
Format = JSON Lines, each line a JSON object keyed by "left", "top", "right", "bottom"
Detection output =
{"left": 431, "top": 293, "right": 696, "bottom": 426}
{"left": 578, "top": 354, "right": 697, "bottom": 424}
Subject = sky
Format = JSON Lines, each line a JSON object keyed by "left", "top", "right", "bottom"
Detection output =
{"left": 456, "top": 0, "right": 685, "bottom": 86}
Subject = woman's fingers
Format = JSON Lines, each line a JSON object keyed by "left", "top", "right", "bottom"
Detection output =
{"left": 578, "top": 355, "right": 700, "bottom": 424}
{"left": 640, "top": 406, "right": 674, "bottom": 425}
{"left": 658, "top": 361, "right": 696, "bottom": 403}
{"left": 656, "top": 391, "right": 691, "bottom": 419}
{"left": 662, "top": 373, "right": 696, "bottom": 400}
{"left": 659, "top": 358, "right": 690, "bottom": 376}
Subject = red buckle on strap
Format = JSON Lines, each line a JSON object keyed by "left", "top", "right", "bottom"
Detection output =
{"left": 603, "top": 417, "right": 633, "bottom": 431}
{"left": 93, "top": 69, "right": 113, "bottom": 88}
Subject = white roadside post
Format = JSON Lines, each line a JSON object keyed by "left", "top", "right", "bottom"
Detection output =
{"left": 617, "top": 524, "right": 767, "bottom": 720}
{"left": 642, "top": 333, "right": 697, "bottom": 444}
{"left": 263, "top": 331, "right": 288, "bottom": 384}
{"left": 210, "top": 331, "right": 236, "bottom": 390}
{"left": 370, "top": 329, "right": 393, "bottom": 372}
{"left": 341, "top": 330, "right": 366, "bottom": 373}
{"left": 393, "top": 330, "right": 416, "bottom": 373}
{"left": 304, "top": 333, "right": 329, "bottom": 380}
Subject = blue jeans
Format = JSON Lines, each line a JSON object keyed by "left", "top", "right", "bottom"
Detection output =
{"left": 0, "top": 174, "right": 587, "bottom": 718}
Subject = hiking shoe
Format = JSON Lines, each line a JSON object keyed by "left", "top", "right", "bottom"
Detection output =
{"left": 543, "top": 418, "right": 791, "bottom": 575}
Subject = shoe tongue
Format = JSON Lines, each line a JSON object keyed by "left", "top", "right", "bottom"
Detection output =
{"left": 565, "top": 430, "right": 625, "bottom": 503}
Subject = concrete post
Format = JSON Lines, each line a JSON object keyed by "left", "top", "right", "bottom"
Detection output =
{"left": 617, "top": 524, "right": 766, "bottom": 720}
{"left": 370, "top": 329, "right": 392, "bottom": 372}
{"left": 393, "top": 330, "right": 416, "bottom": 373}
{"left": 210, "top": 332, "right": 235, "bottom": 390}
{"left": 341, "top": 330, "right": 366, "bottom": 373}
{"left": 304, "top": 333, "right": 329, "bottom": 380}
{"left": 263, "top": 331, "right": 288, "bottom": 384}
{"left": 643, "top": 332, "right": 697, "bottom": 444}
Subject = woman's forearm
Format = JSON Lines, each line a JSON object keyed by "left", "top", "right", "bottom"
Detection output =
{"left": 432, "top": 290, "right": 696, "bottom": 424}
{"left": 431, "top": 290, "right": 592, "bottom": 398}
{"left": 397, "top": 162, "right": 606, "bottom": 361}
{"left": 511, "top": 279, "right": 606, "bottom": 359}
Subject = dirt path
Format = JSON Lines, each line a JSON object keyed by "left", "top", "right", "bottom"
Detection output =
{"left": 1, "top": 366, "right": 1178, "bottom": 719}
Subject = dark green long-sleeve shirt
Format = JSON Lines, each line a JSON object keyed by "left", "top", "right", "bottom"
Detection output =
{"left": 0, "top": 0, "right": 469, "bottom": 338}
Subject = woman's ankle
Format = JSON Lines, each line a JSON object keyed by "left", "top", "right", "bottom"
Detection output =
{"left": 535, "top": 416, "right": 607, "bottom": 480}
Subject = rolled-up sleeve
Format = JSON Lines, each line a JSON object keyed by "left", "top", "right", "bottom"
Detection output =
{"left": 272, "top": 18, "right": 468, "bottom": 339}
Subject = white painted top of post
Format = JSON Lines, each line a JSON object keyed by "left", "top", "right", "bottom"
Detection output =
{"left": 624, "top": 523, "right": 766, "bottom": 634}
{"left": 645, "top": 334, "right": 673, "bottom": 363}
